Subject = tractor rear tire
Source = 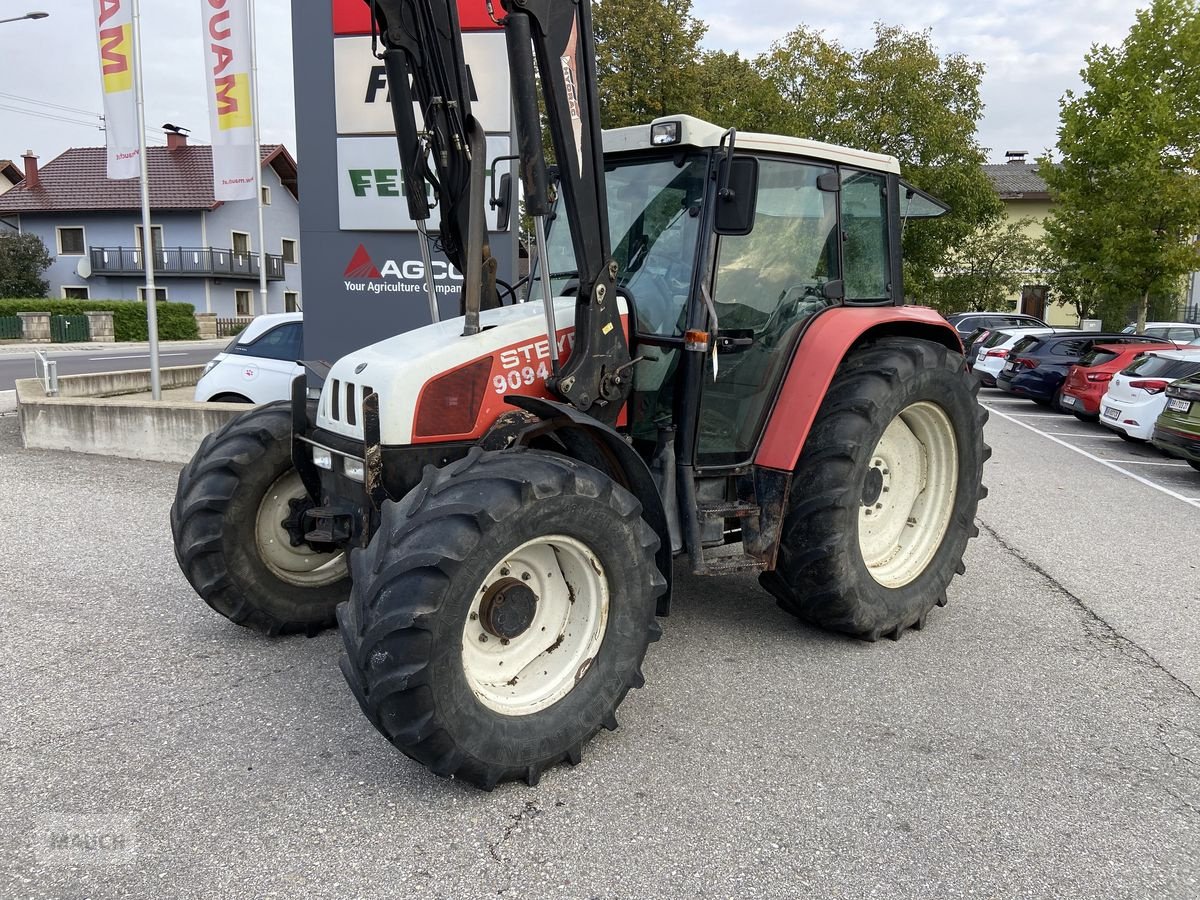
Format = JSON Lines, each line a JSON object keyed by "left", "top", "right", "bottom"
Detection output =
{"left": 170, "top": 401, "right": 350, "bottom": 635}
{"left": 338, "top": 447, "right": 664, "bottom": 789}
{"left": 761, "top": 338, "right": 988, "bottom": 640}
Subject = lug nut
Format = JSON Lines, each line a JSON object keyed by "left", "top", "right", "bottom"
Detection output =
{"left": 521, "top": 572, "right": 531, "bottom": 581}
{"left": 479, "top": 634, "right": 488, "bottom": 643}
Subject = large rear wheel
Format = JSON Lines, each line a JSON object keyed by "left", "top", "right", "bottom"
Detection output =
{"left": 170, "top": 401, "right": 349, "bottom": 634}
{"left": 761, "top": 338, "right": 988, "bottom": 640}
{"left": 339, "top": 447, "right": 664, "bottom": 789}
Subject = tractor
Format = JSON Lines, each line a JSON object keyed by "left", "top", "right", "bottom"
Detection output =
{"left": 170, "top": 0, "right": 988, "bottom": 789}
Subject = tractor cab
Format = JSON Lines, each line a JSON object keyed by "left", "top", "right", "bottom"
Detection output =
{"left": 529, "top": 115, "right": 948, "bottom": 465}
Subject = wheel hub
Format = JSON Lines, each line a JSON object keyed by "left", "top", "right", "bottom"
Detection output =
{"left": 861, "top": 465, "right": 886, "bottom": 507}
{"left": 480, "top": 579, "right": 538, "bottom": 640}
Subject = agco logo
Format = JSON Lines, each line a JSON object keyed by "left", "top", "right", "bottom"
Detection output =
{"left": 343, "top": 245, "right": 464, "bottom": 296}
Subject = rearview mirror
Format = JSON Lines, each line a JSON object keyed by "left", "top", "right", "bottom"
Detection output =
{"left": 489, "top": 155, "right": 519, "bottom": 232}
{"left": 715, "top": 156, "right": 758, "bottom": 236}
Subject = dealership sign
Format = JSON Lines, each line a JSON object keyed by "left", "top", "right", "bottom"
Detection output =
{"left": 332, "top": 0, "right": 500, "bottom": 35}
{"left": 337, "top": 135, "right": 510, "bottom": 231}
{"left": 333, "top": 34, "right": 511, "bottom": 135}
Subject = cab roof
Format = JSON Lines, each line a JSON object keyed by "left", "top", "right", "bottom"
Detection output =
{"left": 602, "top": 114, "right": 902, "bottom": 175}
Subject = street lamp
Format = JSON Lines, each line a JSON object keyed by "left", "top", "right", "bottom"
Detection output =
{"left": 0, "top": 11, "right": 49, "bottom": 24}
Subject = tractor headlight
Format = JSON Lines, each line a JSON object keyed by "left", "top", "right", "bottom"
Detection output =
{"left": 312, "top": 447, "right": 333, "bottom": 470}
{"left": 343, "top": 458, "right": 365, "bottom": 483}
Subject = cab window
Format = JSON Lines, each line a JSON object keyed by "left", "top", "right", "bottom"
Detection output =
{"left": 841, "top": 169, "right": 890, "bottom": 301}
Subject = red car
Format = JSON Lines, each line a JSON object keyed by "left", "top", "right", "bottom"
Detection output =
{"left": 1060, "top": 342, "right": 1177, "bottom": 419}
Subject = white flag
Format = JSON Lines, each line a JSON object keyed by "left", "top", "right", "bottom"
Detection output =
{"left": 203, "top": 0, "right": 258, "bottom": 201}
{"left": 94, "top": 0, "right": 140, "bottom": 180}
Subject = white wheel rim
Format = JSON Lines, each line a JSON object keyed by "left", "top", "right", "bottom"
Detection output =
{"left": 858, "top": 401, "right": 959, "bottom": 589}
{"left": 462, "top": 535, "right": 610, "bottom": 716}
{"left": 254, "top": 470, "right": 347, "bottom": 587}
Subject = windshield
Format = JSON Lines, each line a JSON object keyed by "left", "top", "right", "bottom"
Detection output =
{"left": 529, "top": 153, "right": 708, "bottom": 337}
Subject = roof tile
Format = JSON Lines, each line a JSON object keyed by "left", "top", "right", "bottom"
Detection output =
{"left": 0, "top": 144, "right": 293, "bottom": 214}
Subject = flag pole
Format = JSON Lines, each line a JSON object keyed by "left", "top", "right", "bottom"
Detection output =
{"left": 130, "top": 0, "right": 160, "bottom": 399}
{"left": 249, "top": 0, "right": 268, "bottom": 317}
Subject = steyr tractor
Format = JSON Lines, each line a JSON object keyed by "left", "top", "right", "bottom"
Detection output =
{"left": 170, "top": 0, "right": 988, "bottom": 789}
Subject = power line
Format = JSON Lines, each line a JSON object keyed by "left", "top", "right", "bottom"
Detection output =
{"left": 0, "top": 103, "right": 103, "bottom": 130}
{"left": 0, "top": 91, "right": 102, "bottom": 119}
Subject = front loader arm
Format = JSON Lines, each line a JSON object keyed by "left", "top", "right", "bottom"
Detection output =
{"left": 501, "top": 0, "right": 632, "bottom": 421}
{"left": 366, "top": 0, "right": 501, "bottom": 325}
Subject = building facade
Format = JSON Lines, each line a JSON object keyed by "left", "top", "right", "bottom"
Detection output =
{"left": 0, "top": 159, "right": 22, "bottom": 196}
{"left": 0, "top": 135, "right": 302, "bottom": 315}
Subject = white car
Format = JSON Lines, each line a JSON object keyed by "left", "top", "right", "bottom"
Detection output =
{"left": 1099, "top": 348, "right": 1200, "bottom": 440}
{"left": 971, "top": 327, "right": 1063, "bottom": 387}
{"left": 1121, "top": 322, "right": 1200, "bottom": 345}
{"left": 195, "top": 313, "right": 304, "bottom": 404}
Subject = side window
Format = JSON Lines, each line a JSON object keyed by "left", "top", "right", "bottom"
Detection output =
{"left": 237, "top": 323, "right": 302, "bottom": 362}
{"left": 1168, "top": 327, "right": 1195, "bottom": 341}
{"left": 841, "top": 170, "right": 890, "bottom": 301}
{"left": 1146, "top": 327, "right": 1169, "bottom": 339}
{"left": 1055, "top": 340, "right": 1086, "bottom": 356}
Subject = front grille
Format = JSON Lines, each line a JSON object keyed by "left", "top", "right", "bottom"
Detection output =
{"left": 323, "top": 379, "right": 376, "bottom": 430}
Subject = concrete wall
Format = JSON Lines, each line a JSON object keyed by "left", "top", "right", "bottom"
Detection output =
{"left": 15, "top": 366, "right": 248, "bottom": 464}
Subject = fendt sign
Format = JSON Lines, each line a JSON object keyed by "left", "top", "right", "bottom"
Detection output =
{"left": 292, "top": 0, "right": 516, "bottom": 362}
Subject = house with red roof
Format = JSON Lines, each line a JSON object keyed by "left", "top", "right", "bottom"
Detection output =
{"left": 0, "top": 130, "right": 301, "bottom": 317}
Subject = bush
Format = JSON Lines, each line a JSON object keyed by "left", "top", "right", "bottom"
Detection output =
{"left": 0, "top": 299, "right": 199, "bottom": 341}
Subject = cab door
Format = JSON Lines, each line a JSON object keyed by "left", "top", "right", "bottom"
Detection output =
{"left": 693, "top": 161, "right": 892, "bottom": 466}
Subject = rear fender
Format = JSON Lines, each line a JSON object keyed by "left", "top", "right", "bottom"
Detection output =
{"left": 755, "top": 306, "right": 963, "bottom": 472}
{"left": 503, "top": 395, "right": 672, "bottom": 616}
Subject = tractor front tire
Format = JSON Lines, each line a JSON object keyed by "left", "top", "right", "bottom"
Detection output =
{"left": 761, "top": 338, "right": 988, "bottom": 640}
{"left": 338, "top": 447, "right": 664, "bottom": 789}
{"left": 170, "top": 401, "right": 350, "bottom": 634}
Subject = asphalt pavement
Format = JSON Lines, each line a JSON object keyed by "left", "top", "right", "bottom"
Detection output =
{"left": 0, "top": 403, "right": 1197, "bottom": 899}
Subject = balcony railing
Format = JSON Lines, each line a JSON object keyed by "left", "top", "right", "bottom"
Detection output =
{"left": 89, "top": 246, "right": 286, "bottom": 281}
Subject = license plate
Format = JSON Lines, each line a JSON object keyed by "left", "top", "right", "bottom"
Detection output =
{"left": 1167, "top": 398, "right": 1192, "bottom": 413}
{"left": 1103, "top": 406, "right": 1120, "bottom": 420}
{"left": 1061, "top": 394, "right": 1076, "bottom": 407}
{"left": 976, "top": 350, "right": 986, "bottom": 363}
{"left": 1004, "top": 362, "right": 1019, "bottom": 373}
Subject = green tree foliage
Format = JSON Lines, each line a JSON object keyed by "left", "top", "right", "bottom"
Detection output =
{"left": 0, "top": 231, "right": 52, "bottom": 298}
{"left": 1042, "top": 0, "right": 1200, "bottom": 332}
{"left": 592, "top": 0, "right": 707, "bottom": 128}
{"left": 928, "top": 219, "right": 1041, "bottom": 313}
{"left": 694, "top": 50, "right": 782, "bottom": 132}
{"left": 755, "top": 24, "right": 1002, "bottom": 309}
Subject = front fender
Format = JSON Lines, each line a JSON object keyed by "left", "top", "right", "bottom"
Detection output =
{"left": 505, "top": 395, "right": 672, "bottom": 616}
{"left": 755, "top": 306, "right": 963, "bottom": 472}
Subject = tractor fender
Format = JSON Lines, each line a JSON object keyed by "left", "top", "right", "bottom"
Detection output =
{"left": 504, "top": 395, "right": 673, "bottom": 615}
{"left": 755, "top": 306, "right": 964, "bottom": 472}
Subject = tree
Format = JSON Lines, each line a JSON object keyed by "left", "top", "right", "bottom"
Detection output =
{"left": 694, "top": 50, "right": 783, "bottom": 132}
{"left": 754, "top": 24, "right": 1003, "bottom": 308}
{"left": 1042, "top": 0, "right": 1200, "bottom": 332}
{"left": 0, "top": 232, "right": 52, "bottom": 298}
{"left": 592, "top": 0, "right": 707, "bottom": 128}
{"left": 927, "top": 219, "right": 1041, "bottom": 314}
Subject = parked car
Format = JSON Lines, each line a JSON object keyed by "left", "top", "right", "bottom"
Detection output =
{"left": 970, "top": 327, "right": 1061, "bottom": 387}
{"left": 1099, "top": 349, "right": 1200, "bottom": 441}
{"left": 996, "top": 332, "right": 1166, "bottom": 407}
{"left": 1059, "top": 341, "right": 1178, "bottom": 420}
{"left": 946, "top": 312, "right": 1048, "bottom": 342}
{"left": 1121, "top": 322, "right": 1200, "bottom": 344}
{"left": 1150, "top": 373, "right": 1200, "bottom": 470}
{"left": 194, "top": 313, "right": 304, "bottom": 404}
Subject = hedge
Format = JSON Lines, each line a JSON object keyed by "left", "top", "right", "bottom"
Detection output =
{"left": 0, "top": 299, "right": 199, "bottom": 341}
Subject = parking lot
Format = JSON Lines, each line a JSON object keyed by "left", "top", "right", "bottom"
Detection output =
{"left": 1, "top": 398, "right": 1198, "bottom": 899}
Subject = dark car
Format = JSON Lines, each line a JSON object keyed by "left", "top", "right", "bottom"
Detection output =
{"left": 1151, "top": 373, "right": 1200, "bottom": 470}
{"left": 996, "top": 333, "right": 1167, "bottom": 406}
{"left": 946, "top": 312, "right": 1048, "bottom": 343}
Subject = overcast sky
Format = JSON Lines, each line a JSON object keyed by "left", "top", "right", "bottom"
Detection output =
{"left": 0, "top": 0, "right": 1145, "bottom": 167}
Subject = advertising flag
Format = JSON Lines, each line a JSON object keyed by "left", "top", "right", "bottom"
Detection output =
{"left": 203, "top": 0, "right": 258, "bottom": 201}
{"left": 94, "top": 0, "right": 140, "bottom": 179}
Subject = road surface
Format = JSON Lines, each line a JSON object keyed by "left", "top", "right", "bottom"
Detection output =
{"left": 0, "top": 342, "right": 222, "bottom": 392}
